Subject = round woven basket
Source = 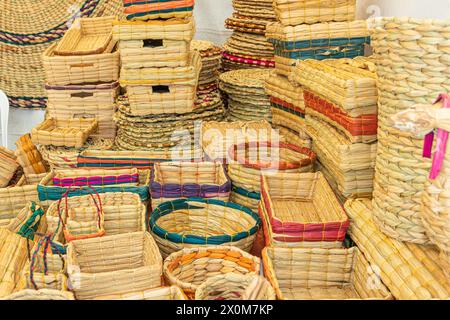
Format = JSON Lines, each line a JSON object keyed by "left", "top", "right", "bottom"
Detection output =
{"left": 195, "top": 273, "right": 276, "bottom": 300}
{"left": 163, "top": 246, "right": 261, "bottom": 299}
{"left": 369, "top": 17, "right": 450, "bottom": 244}
{"left": 149, "top": 198, "right": 261, "bottom": 258}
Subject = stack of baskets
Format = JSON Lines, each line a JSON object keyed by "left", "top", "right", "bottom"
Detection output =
{"left": 191, "top": 40, "right": 222, "bottom": 98}
{"left": 291, "top": 57, "right": 378, "bottom": 198}
{"left": 43, "top": 16, "right": 120, "bottom": 139}
{"left": 222, "top": 0, "right": 276, "bottom": 71}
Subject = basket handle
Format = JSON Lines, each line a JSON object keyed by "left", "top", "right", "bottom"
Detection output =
{"left": 70, "top": 92, "right": 94, "bottom": 98}
{"left": 69, "top": 63, "right": 95, "bottom": 69}
{"left": 72, "top": 113, "right": 95, "bottom": 120}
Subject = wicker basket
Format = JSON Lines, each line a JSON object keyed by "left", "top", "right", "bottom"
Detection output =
{"left": 278, "top": 125, "right": 312, "bottom": 149}
{"left": 0, "top": 147, "right": 20, "bottom": 188}
{"left": 195, "top": 273, "right": 276, "bottom": 300}
{"left": 123, "top": 0, "right": 195, "bottom": 21}
{"left": 67, "top": 232, "right": 163, "bottom": 300}
{"left": 263, "top": 246, "right": 392, "bottom": 300}
{"left": 271, "top": 107, "right": 309, "bottom": 138}
{"left": 43, "top": 41, "right": 120, "bottom": 86}
{"left": 265, "top": 72, "right": 304, "bottom": 110}
{"left": 150, "top": 162, "right": 231, "bottom": 208}
{"left": 345, "top": 199, "right": 450, "bottom": 300}
{"left": 150, "top": 198, "right": 261, "bottom": 257}
{"left": 2, "top": 289, "right": 74, "bottom": 300}
{"left": 53, "top": 168, "right": 139, "bottom": 187}
{"left": 31, "top": 118, "right": 98, "bottom": 149}
{"left": 261, "top": 171, "right": 349, "bottom": 244}
{"left": 230, "top": 186, "right": 261, "bottom": 213}
{"left": 163, "top": 246, "right": 261, "bottom": 299}
{"left": 94, "top": 286, "right": 187, "bottom": 300}
{"left": 14, "top": 134, "right": 47, "bottom": 178}
{"left": 54, "top": 17, "right": 114, "bottom": 56}
{"left": 273, "top": 0, "right": 356, "bottom": 26}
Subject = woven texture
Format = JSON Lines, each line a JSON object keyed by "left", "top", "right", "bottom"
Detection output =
{"left": 93, "top": 286, "right": 187, "bottom": 300}
{"left": 123, "top": 0, "right": 194, "bottom": 21}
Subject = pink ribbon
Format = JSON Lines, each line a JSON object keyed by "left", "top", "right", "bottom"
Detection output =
{"left": 423, "top": 93, "right": 450, "bottom": 180}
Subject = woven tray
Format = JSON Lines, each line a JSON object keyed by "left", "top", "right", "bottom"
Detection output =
{"left": 123, "top": 0, "right": 194, "bottom": 21}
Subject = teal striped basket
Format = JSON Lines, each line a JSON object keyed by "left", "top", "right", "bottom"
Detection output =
{"left": 230, "top": 186, "right": 261, "bottom": 213}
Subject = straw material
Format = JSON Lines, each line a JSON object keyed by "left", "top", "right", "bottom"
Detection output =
{"left": 150, "top": 162, "right": 231, "bottom": 208}
{"left": 67, "top": 232, "right": 163, "bottom": 300}
{"left": 0, "top": 147, "right": 20, "bottom": 188}
{"left": 14, "top": 134, "right": 47, "bottom": 179}
{"left": 163, "top": 246, "right": 261, "bottom": 299}
{"left": 53, "top": 168, "right": 139, "bottom": 187}
{"left": 3, "top": 289, "right": 74, "bottom": 300}
{"left": 370, "top": 17, "right": 450, "bottom": 244}
{"left": 273, "top": 0, "right": 356, "bottom": 26}
{"left": 149, "top": 198, "right": 261, "bottom": 258}
{"left": 232, "top": 0, "right": 276, "bottom": 20}
{"left": 54, "top": 16, "right": 114, "bottom": 56}
{"left": 277, "top": 125, "right": 312, "bottom": 149}
{"left": 0, "top": 0, "right": 124, "bottom": 109}
{"left": 31, "top": 118, "right": 98, "bottom": 149}
{"left": 345, "top": 199, "right": 450, "bottom": 300}
{"left": 191, "top": 40, "right": 221, "bottom": 92}
{"left": 261, "top": 172, "right": 349, "bottom": 244}
{"left": 225, "top": 14, "right": 271, "bottom": 35}
{"left": 274, "top": 56, "right": 296, "bottom": 77}
{"left": 262, "top": 246, "right": 392, "bottom": 300}
{"left": 93, "top": 286, "right": 187, "bottom": 300}
{"left": 123, "top": 0, "right": 194, "bottom": 21}
{"left": 195, "top": 273, "right": 276, "bottom": 300}
{"left": 265, "top": 73, "right": 304, "bottom": 108}
{"left": 271, "top": 107, "right": 309, "bottom": 138}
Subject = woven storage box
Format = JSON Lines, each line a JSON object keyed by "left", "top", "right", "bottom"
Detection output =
{"left": 271, "top": 107, "right": 308, "bottom": 137}
{"left": 123, "top": 0, "right": 195, "bottom": 21}
{"left": 67, "top": 232, "right": 163, "bottom": 300}
{"left": 345, "top": 199, "right": 450, "bottom": 299}
{"left": 52, "top": 168, "right": 139, "bottom": 187}
{"left": 266, "top": 20, "right": 370, "bottom": 61}
{"left": 263, "top": 246, "right": 392, "bottom": 300}
{"left": 278, "top": 125, "right": 312, "bottom": 149}
{"left": 54, "top": 16, "right": 114, "bottom": 56}
{"left": 228, "top": 141, "right": 316, "bottom": 193}
{"left": 43, "top": 41, "right": 119, "bottom": 86}
{"left": 150, "top": 198, "right": 261, "bottom": 258}
{"left": 265, "top": 72, "right": 304, "bottom": 109}
{"left": 261, "top": 171, "right": 349, "bottom": 244}
{"left": 195, "top": 273, "right": 276, "bottom": 300}
{"left": 3, "top": 289, "right": 74, "bottom": 300}
{"left": 31, "top": 118, "right": 98, "bottom": 149}
{"left": 94, "top": 286, "right": 187, "bottom": 300}
{"left": 38, "top": 169, "right": 150, "bottom": 203}
{"left": 230, "top": 186, "right": 261, "bottom": 213}
{"left": 163, "top": 246, "right": 261, "bottom": 299}
{"left": 0, "top": 147, "right": 20, "bottom": 188}
{"left": 14, "top": 134, "right": 47, "bottom": 179}
{"left": 273, "top": 0, "right": 356, "bottom": 26}
{"left": 150, "top": 162, "right": 231, "bottom": 208}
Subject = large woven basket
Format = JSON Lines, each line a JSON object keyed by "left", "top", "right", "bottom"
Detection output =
{"left": 263, "top": 246, "right": 393, "bottom": 300}
{"left": 150, "top": 162, "right": 231, "bottom": 208}
{"left": 149, "top": 198, "right": 261, "bottom": 258}
{"left": 94, "top": 286, "right": 187, "bottom": 300}
{"left": 230, "top": 186, "right": 261, "bottom": 213}
{"left": 14, "top": 134, "right": 47, "bottom": 179}
{"left": 163, "top": 246, "right": 261, "bottom": 299}
{"left": 123, "top": 0, "right": 195, "bottom": 21}
{"left": 0, "top": 147, "right": 20, "bottom": 188}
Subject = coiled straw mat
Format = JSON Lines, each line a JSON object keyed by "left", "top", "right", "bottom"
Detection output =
{"left": 369, "top": 17, "right": 450, "bottom": 244}
{"left": 0, "top": 0, "right": 123, "bottom": 109}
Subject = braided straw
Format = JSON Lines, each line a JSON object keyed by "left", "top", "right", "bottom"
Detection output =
{"left": 370, "top": 17, "right": 450, "bottom": 244}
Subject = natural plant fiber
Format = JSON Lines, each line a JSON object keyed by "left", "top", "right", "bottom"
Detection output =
{"left": 14, "top": 134, "right": 47, "bottom": 179}
{"left": 123, "top": 0, "right": 194, "bottom": 21}
{"left": 3, "top": 289, "right": 74, "bottom": 300}
{"left": 0, "top": 147, "right": 20, "bottom": 188}
{"left": 93, "top": 286, "right": 187, "bottom": 300}
{"left": 264, "top": 73, "right": 304, "bottom": 109}
{"left": 277, "top": 125, "right": 312, "bottom": 149}
{"left": 163, "top": 246, "right": 261, "bottom": 299}
{"left": 271, "top": 107, "right": 309, "bottom": 138}
{"left": 230, "top": 186, "right": 261, "bottom": 213}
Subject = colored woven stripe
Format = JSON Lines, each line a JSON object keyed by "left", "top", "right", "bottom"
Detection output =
{"left": 271, "top": 102, "right": 305, "bottom": 119}
{"left": 232, "top": 186, "right": 261, "bottom": 201}
{"left": 270, "top": 97, "right": 305, "bottom": 116}
{"left": 8, "top": 96, "right": 47, "bottom": 109}
{"left": 53, "top": 173, "right": 139, "bottom": 187}
{"left": 222, "top": 52, "right": 275, "bottom": 68}
{"left": 78, "top": 156, "right": 159, "bottom": 168}
{"left": 274, "top": 46, "right": 365, "bottom": 60}
{"left": 268, "top": 36, "right": 370, "bottom": 50}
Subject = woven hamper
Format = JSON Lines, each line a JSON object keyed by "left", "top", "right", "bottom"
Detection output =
{"left": 67, "top": 232, "right": 163, "bottom": 300}
{"left": 123, "top": 0, "right": 195, "bottom": 21}
{"left": 94, "top": 286, "right": 187, "bottom": 300}
{"left": 163, "top": 246, "right": 261, "bottom": 299}
{"left": 149, "top": 198, "right": 261, "bottom": 258}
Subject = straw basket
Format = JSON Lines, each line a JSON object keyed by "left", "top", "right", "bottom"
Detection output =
{"left": 230, "top": 186, "right": 261, "bottom": 213}
{"left": 94, "top": 286, "right": 187, "bottom": 300}
{"left": 195, "top": 273, "right": 276, "bottom": 300}
{"left": 3, "top": 289, "right": 74, "bottom": 300}
{"left": 264, "top": 73, "right": 304, "bottom": 109}
{"left": 271, "top": 107, "right": 308, "bottom": 138}
{"left": 278, "top": 125, "right": 312, "bottom": 149}
{"left": 0, "top": 147, "right": 20, "bottom": 188}
{"left": 67, "top": 232, "right": 163, "bottom": 300}
{"left": 149, "top": 198, "right": 261, "bottom": 258}
{"left": 123, "top": 0, "right": 195, "bottom": 21}
{"left": 261, "top": 172, "right": 349, "bottom": 245}
{"left": 263, "top": 246, "right": 392, "bottom": 300}
{"left": 14, "top": 134, "right": 47, "bottom": 178}
{"left": 52, "top": 168, "right": 139, "bottom": 187}
{"left": 150, "top": 162, "right": 231, "bottom": 208}
{"left": 163, "top": 246, "right": 261, "bottom": 299}
{"left": 345, "top": 199, "right": 450, "bottom": 299}
{"left": 31, "top": 118, "right": 98, "bottom": 149}
{"left": 228, "top": 141, "right": 316, "bottom": 193}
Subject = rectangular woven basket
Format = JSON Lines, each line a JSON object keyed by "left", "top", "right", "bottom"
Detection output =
{"left": 52, "top": 168, "right": 139, "bottom": 187}
{"left": 0, "top": 147, "right": 20, "bottom": 188}
{"left": 122, "top": 0, "right": 195, "bottom": 21}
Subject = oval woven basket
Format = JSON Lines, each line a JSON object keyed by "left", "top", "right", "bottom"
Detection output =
{"left": 149, "top": 198, "right": 261, "bottom": 258}
{"left": 163, "top": 246, "right": 261, "bottom": 299}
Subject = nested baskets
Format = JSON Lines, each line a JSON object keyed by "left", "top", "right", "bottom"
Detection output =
{"left": 14, "top": 134, "right": 47, "bottom": 178}
{"left": 0, "top": 147, "right": 20, "bottom": 188}
{"left": 273, "top": 0, "right": 356, "bottom": 26}
{"left": 150, "top": 162, "right": 231, "bottom": 208}
{"left": 163, "top": 246, "right": 261, "bottom": 299}
{"left": 149, "top": 198, "right": 261, "bottom": 258}
{"left": 263, "top": 246, "right": 392, "bottom": 300}
{"left": 31, "top": 118, "right": 98, "bottom": 149}
{"left": 54, "top": 17, "right": 114, "bottom": 56}
{"left": 260, "top": 172, "right": 349, "bottom": 246}
{"left": 94, "top": 286, "right": 187, "bottom": 300}
{"left": 123, "top": 0, "right": 195, "bottom": 21}
{"left": 195, "top": 273, "right": 276, "bottom": 300}
{"left": 67, "top": 232, "right": 163, "bottom": 300}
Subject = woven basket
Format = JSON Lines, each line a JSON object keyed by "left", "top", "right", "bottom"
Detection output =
{"left": 195, "top": 273, "right": 276, "bottom": 300}
{"left": 277, "top": 125, "right": 312, "bottom": 149}
{"left": 163, "top": 246, "right": 261, "bottom": 299}
{"left": 123, "top": 0, "right": 195, "bottom": 21}
{"left": 150, "top": 162, "right": 231, "bottom": 208}
{"left": 263, "top": 246, "right": 392, "bottom": 300}
{"left": 94, "top": 286, "right": 187, "bottom": 300}
{"left": 14, "top": 134, "right": 47, "bottom": 179}
{"left": 54, "top": 16, "right": 114, "bottom": 56}
{"left": 53, "top": 168, "right": 139, "bottom": 187}
{"left": 261, "top": 171, "right": 349, "bottom": 244}
{"left": 0, "top": 147, "right": 20, "bottom": 188}
{"left": 228, "top": 141, "right": 316, "bottom": 193}
{"left": 345, "top": 199, "right": 450, "bottom": 300}
{"left": 271, "top": 107, "right": 308, "bottom": 137}
{"left": 149, "top": 198, "right": 261, "bottom": 258}
{"left": 265, "top": 72, "right": 304, "bottom": 108}
{"left": 31, "top": 118, "right": 98, "bottom": 149}
{"left": 230, "top": 186, "right": 261, "bottom": 213}
{"left": 370, "top": 17, "right": 450, "bottom": 244}
{"left": 274, "top": 56, "right": 296, "bottom": 77}
{"left": 3, "top": 289, "right": 74, "bottom": 300}
{"left": 67, "top": 232, "right": 162, "bottom": 300}
{"left": 273, "top": 0, "right": 356, "bottom": 26}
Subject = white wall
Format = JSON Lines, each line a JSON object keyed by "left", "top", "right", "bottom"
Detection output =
{"left": 2, "top": 0, "right": 450, "bottom": 149}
